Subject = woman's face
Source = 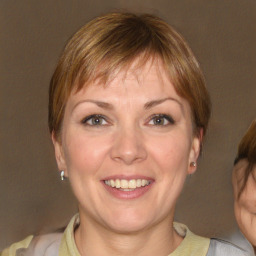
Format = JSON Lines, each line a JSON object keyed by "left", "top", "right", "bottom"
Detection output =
{"left": 233, "top": 159, "right": 256, "bottom": 247}
{"left": 53, "top": 58, "right": 200, "bottom": 233}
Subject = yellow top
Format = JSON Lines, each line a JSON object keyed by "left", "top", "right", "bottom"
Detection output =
{"left": 1, "top": 215, "right": 210, "bottom": 256}
{"left": 1, "top": 236, "right": 33, "bottom": 256}
{"left": 171, "top": 222, "right": 210, "bottom": 256}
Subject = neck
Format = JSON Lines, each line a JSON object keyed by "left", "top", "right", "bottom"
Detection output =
{"left": 75, "top": 214, "right": 183, "bottom": 256}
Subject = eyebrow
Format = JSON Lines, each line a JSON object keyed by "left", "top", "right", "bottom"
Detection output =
{"left": 144, "top": 97, "right": 183, "bottom": 111}
{"left": 73, "top": 100, "right": 114, "bottom": 111}
{"left": 73, "top": 97, "right": 183, "bottom": 112}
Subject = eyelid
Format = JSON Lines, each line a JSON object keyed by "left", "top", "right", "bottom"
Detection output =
{"left": 147, "top": 113, "right": 175, "bottom": 125}
{"left": 81, "top": 114, "right": 110, "bottom": 125}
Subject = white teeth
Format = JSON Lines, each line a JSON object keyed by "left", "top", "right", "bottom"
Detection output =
{"left": 115, "top": 179, "right": 121, "bottom": 188}
{"left": 129, "top": 179, "right": 136, "bottom": 189}
{"left": 104, "top": 179, "right": 150, "bottom": 189}
{"left": 121, "top": 179, "right": 128, "bottom": 189}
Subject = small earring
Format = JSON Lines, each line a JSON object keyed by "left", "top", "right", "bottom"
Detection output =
{"left": 60, "top": 170, "right": 66, "bottom": 181}
{"left": 190, "top": 162, "right": 196, "bottom": 167}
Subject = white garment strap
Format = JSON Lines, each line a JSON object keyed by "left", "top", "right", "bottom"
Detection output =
{"left": 207, "top": 238, "right": 253, "bottom": 256}
{"left": 15, "top": 233, "right": 62, "bottom": 256}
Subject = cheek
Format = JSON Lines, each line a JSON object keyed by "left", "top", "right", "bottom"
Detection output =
{"left": 146, "top": 133, "right": 192, "bottom": 211}
{"left": 63, "top": 131, "right": 111, "bottom": 176}
{"left": 239, "top": 191, "right": 256, "bottom": 214}
{"left": 147, "top": 132, "right": 191, "bottom": 172}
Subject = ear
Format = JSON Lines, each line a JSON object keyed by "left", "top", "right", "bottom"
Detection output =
{"left": 187, "top": 128, "right": 203, "bottom": 175}
{"left": 51, "top": 132, "right": 68, "bottom": 177}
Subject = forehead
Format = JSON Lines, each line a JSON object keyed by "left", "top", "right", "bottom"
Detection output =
{"left": 71, "top": 57, "right": 180, "bottom": 102}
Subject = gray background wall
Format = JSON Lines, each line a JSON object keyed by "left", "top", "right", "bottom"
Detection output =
{"left": 1, "top": 0, "right": 255, "bottom": 250}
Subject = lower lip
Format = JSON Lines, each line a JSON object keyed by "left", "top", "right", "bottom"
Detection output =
{"left": 102, "top": 181, "right": 154, "bottom": 200}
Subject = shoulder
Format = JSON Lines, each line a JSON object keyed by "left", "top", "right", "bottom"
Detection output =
{"left": 1, "top": 236, "right": 33, "bottom": 256}
{"left": 1, "top": 233, "right": 62, "bottom": 256}
{"left": 207, "top": 238, "right": 253, "bottom": 256}
{"left": 172, "top": 222, "right": 210, "bottom": 256}
{"left": 1, "top": 214, "right": 79, "bottom": 256}
{"left": 228, "top": 229, "right": 255, "bottom": 255}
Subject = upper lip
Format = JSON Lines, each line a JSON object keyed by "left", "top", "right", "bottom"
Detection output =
{"left": 102, "top": 175, "right": 154, "bottom": 181}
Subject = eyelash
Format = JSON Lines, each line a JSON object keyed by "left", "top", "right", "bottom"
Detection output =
{"left": 147, "top": 114, "right": 175, "bottom": 126}
{"left": 81, "top": 114, "right": 109, "bottom": 126}
{"left": 81, "top": 114, "right": 175, "bottom": 127}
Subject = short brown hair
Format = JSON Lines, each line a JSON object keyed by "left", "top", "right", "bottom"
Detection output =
{"left": 234, "top": 120, "right": 256, "bottom": 197}
{"left": 49, "top": 12, "right": 211, "bottom": 141}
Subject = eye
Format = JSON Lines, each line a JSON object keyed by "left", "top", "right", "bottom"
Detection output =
{"left": 81, "top": 114, "right": 108, "bottom": 126}
{"left": 148, "top": 114, "right": 174, "bottom": 126}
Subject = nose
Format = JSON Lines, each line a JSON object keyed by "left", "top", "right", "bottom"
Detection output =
{"left": 110, "top": 127, "right": 147, "bottom": 165}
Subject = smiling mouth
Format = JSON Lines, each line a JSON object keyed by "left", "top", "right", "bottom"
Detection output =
{"left": 104, "top": 179, "right": 151, "bottom": 191}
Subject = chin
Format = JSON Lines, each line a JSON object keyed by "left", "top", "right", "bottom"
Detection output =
{"left": 107, "top": 220, "right": 150, "bottom": 234}
{"left": 102, "top": 209, "right": 154, "bottom": 234}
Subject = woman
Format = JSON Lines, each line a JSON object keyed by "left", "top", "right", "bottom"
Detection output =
{"left": 231, "top": 120, "right": 256, "bottom": 255}
{"left": 1, "top": 12, "right": 247, "bottom": 256}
